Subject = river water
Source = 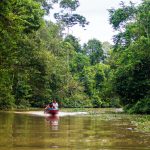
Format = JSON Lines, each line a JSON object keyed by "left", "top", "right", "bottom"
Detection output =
{"left": 0, "top": 110, "right": 149, "bottom": 150}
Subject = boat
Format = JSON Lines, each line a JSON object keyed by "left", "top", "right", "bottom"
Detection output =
{"left": 45, "top": 109, "right": 59, "bottom": 115}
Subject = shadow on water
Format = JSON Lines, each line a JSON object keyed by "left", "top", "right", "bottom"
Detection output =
{"left": 0, "top": 109, "right": 150, "bottom": 150}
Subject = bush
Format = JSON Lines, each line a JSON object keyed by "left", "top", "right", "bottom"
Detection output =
{"left": 126, "top": 97, "right": 150, "bottom": 114}
{"left": 109, "top": 98, "right": 121, "bottom": 108}
{"left": 0, "top": 87, "right": 15, "bottom": 110}
{"left": 16, "top": 99, "right": 31, "bottom": 109}
{"left": 62, "top": 94, "right": 92, "bottom": 108}
{"left": 92, "top": 95, "right": 102, "bottom": 108}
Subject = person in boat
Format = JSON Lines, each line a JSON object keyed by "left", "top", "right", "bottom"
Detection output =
{"left": 44, "top": 103, "right": 53, "bottom": 113}
{"left": 52, "top": 100, "right": 58, "bottom": 110}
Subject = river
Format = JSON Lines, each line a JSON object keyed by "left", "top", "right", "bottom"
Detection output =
{"left": 0, "top": 109, "right": 149, "bottom": 150}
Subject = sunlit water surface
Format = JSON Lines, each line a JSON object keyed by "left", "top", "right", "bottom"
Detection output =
{"left": 0, "top": 110, "right": 150, "bottom": 150}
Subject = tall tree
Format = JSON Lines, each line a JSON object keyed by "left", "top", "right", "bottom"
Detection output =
{"left": 83, "top": 39, "right": 104, "bottom": 65}
{"left": 108, "top": 0, "right": 150, "bottom": 113}
{"left": 54, "top": 0, "right": 89, "bottom": 33}
{"left": 0, "top": 0, "right": 44, "bottom": 109}
{"left": 64, "top": 34, "right": 81, "bottom": 52}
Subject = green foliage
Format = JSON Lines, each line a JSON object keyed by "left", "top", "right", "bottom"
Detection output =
{"left": 35, "top": 0, "right": 53, "bottom": 14}
{"left": 109, "top": 1, "right": 136, "bottom": 30}
{"left": 0, "top": 0, "right": 114, "bottom": 109}
{"left": 91, "top": 95, "right": 102, "bottom": 108}
{"left": 54, "top": 0, "right": 89, "bottom": 29}
{"left": 83, "top": 39, "right": 104, "bottom": 65}
{"left": 59, "top": 0, "right": 79, "bottom": 11}
{"left": 114, "top": 38, "right": 149, "bottom": 103}
{"left": 0, "top": 70, "right": 15, "bottom": 109}
{"left": 62, "top": 94, "right": 91, "bottom": 108}
{"left": 70, "top": 53, "right": 90, "bottom": 75}
{"left": 0, "top": 0, "right": 44, "bottom": 108}
{"left": 79, "top": 63, "right": 114, "bottom": 108}
{"left": 54, "top": 13, "right": 89, "bottom": 28}
{"left": 64, "top": 34, "right": 81, "bottom": 52}
{"left": 0, "top": 0, "right": 44, "bottom": 33}
{"left": 1, "top": 0, "right": 148, "bottom": 113}
{"left": 125, "top": 97, "right": 150, "bottom": 114}
{"left": 109, "top": 0, "right": 150, "bottom": 114}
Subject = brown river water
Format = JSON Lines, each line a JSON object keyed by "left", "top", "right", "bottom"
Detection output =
{"left": 0, "top": 110, "right": 149, "bottom": 150}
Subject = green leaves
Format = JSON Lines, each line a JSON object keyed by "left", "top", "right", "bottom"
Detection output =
{"left": 54, "top": 0, "right": 89, "bottom": 30}
{"left": 109, "top": 1, "right": 136, "bottom": 30}
{"left": 0, "top": 0, "right": 44, "bottom": 108}
{"left": 108, "top": 0, "right": 150, "bottom": 113}
{"left": 83, "top": 39, "right": 104, "bottom": 65}
{"left": 60, "top": 0, "right": 80, "bottom": 11}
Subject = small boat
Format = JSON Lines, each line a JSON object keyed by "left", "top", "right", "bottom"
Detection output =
{"left": 45, "top": 109, "right": 59, "bottom": 115}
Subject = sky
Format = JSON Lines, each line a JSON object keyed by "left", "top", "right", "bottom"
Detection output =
{"left": 71, "top": 0, "right": 141, "bottom": 44}
{"left": 46, "top": 0, "right": 142, "bottom": 44}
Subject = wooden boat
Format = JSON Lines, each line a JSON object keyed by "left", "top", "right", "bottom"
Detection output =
{"left": 45, "top": 109, "right": 59, "bottom": 115}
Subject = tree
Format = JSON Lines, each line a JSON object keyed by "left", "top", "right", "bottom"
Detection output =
{"left": 108, "top": 0, "right": 150, "bottom": 113}
{"left": 83, "top": 39, "right": 104, "bottom": 65}
{"left": 64, "top": 34, "right": 81, "bottom": 52}
{"left": 0, "top": 0, "right": 44, "bottom": 109}
{"left": 80, "top": 64, "right": 110, "bottom": 107}
{"left": 54, "top": 0, "right": 89, "bottom": 33}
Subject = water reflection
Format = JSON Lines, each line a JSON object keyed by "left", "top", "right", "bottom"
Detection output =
{"left": 45, "top": 115, "right": 59, "bottom": 130}
{"left": 0, "top": 111, "right": 150, "bottom": 150}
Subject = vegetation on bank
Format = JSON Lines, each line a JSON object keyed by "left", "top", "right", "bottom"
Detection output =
{"left": 0, "top": 0, "right": 149, "bottom": 114}
{"left": 75, "top": 108, "right": 150, "bottom": 132}
{"left": 96, "top": 114, "right": 150, "bottom": 132}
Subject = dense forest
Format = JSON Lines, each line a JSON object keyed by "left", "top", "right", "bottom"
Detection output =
{"left": 0, "top": 0, "right": 149, "bottom": 114}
